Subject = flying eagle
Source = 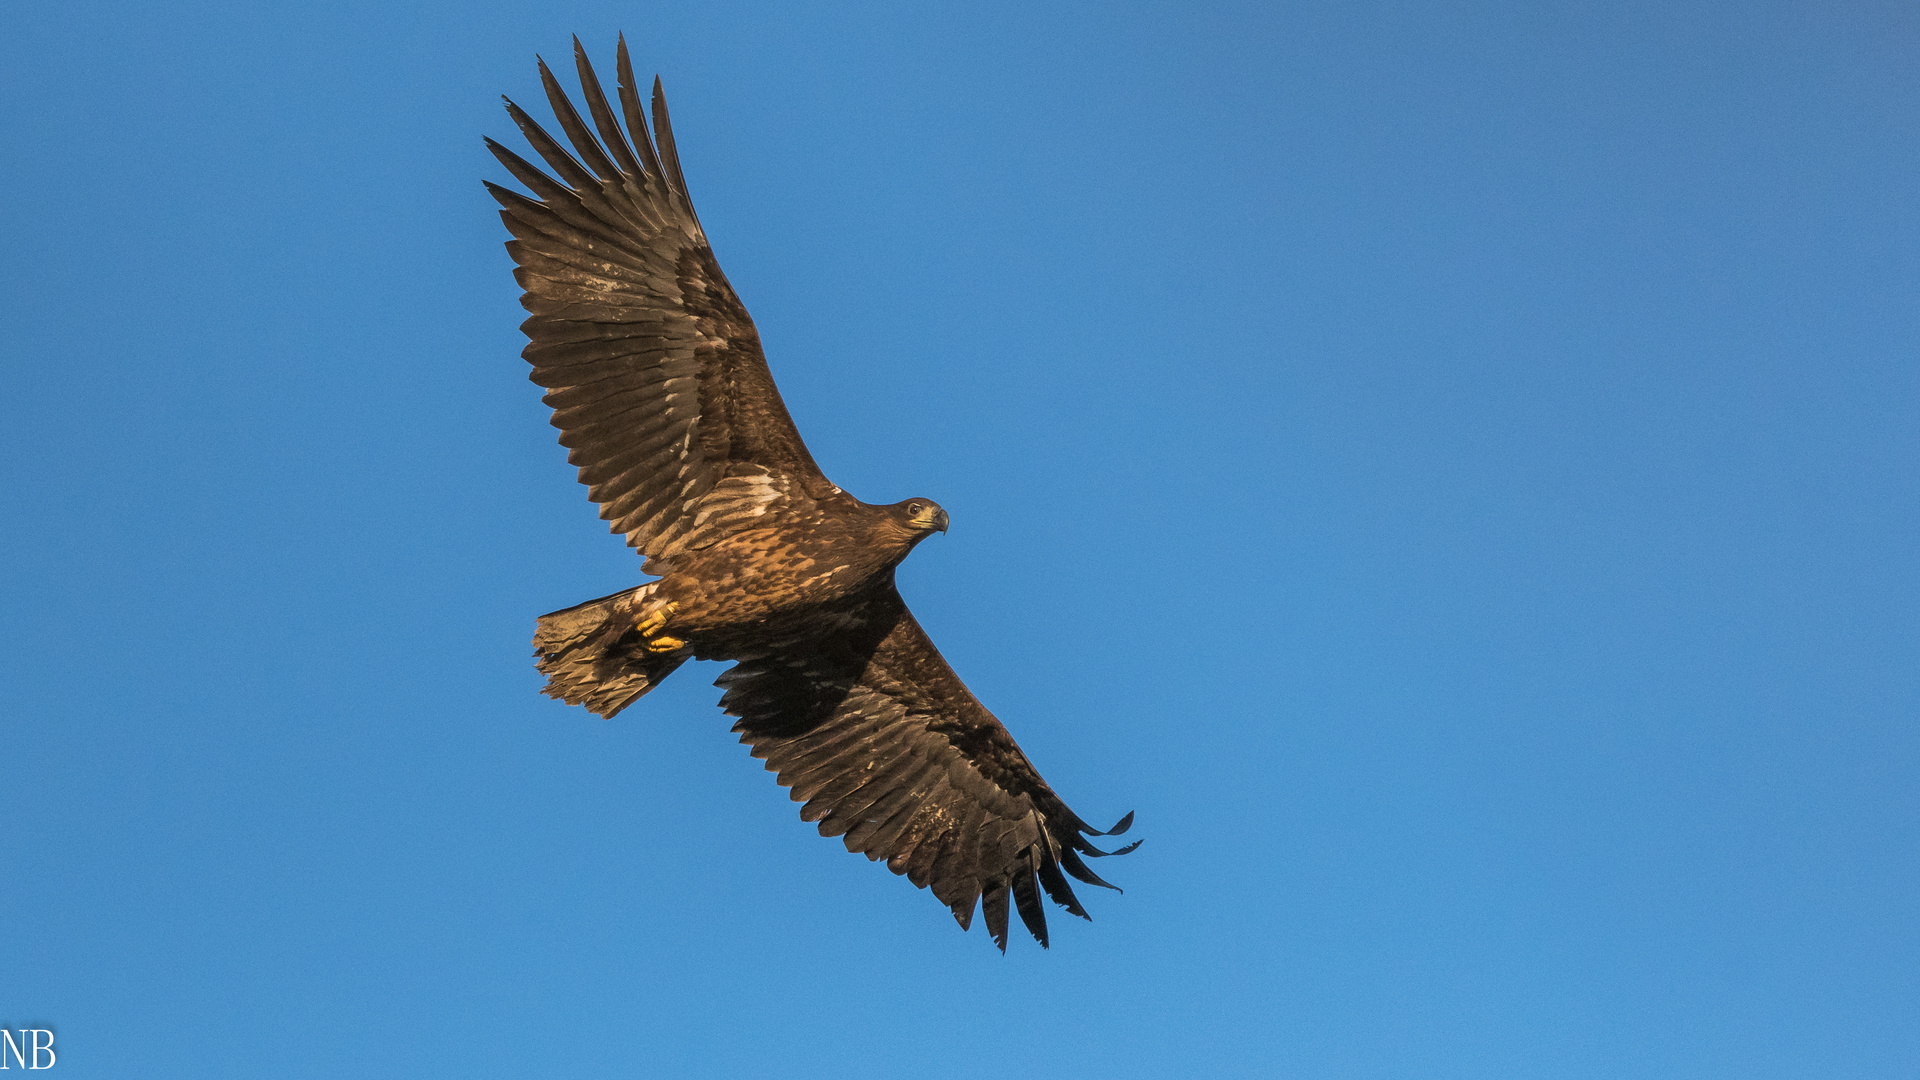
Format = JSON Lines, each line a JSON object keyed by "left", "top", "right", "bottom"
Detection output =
{"left": 486, "top": 36, "right": 1136, "bottom": 950}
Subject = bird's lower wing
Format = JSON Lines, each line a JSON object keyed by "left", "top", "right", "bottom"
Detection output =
{"left": 715, "top": 588, "right": 1135, "bottom": 950}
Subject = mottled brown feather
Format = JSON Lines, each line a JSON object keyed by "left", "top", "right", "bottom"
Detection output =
{"left": 722, "top": 588, "right": 1125, "bottom": 950}
{"left": 488, "top": 54, "right": 830, "bottom": 559}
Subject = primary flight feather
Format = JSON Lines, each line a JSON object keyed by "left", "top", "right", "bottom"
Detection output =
{"left": 487, "top": 35, "right": 1135, "bottom": 950}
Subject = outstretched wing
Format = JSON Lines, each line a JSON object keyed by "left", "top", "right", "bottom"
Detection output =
{"left": 717, "top": 589, "right": 1137, "bottom": 950}
{"left": 487, "top": 37, "right": 835, "bottom": 561}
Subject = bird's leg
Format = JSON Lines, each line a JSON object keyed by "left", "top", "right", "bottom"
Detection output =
{"left": 635, "top": 601, "right": 685, "bottom": 653}
{"left": 635, "top": 602, "right": 676, "bottom": 638}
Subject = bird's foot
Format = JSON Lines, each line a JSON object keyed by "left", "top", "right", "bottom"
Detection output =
{"left": 635, "top": 601, "right": 677, "bottom": 637}
{"left": 635, "top": 602, "right": 684, "bottom": 653}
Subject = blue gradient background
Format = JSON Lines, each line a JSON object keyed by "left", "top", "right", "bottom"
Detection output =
{"left": 3, "top": 2, "right": 1916, "bottom": 1076}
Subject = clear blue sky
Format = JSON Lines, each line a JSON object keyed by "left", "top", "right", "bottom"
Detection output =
{"left": 3, "top": 1, "right": 1916, "bottom": 1076}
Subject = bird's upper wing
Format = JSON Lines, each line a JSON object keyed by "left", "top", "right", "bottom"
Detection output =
{"left": 716, "top": 588, "right": 1137, "bottom": 950}
{"left": 487, "top": 37, "right": 835, "bottom": 561}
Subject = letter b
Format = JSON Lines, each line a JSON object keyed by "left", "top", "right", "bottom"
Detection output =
{"left": 27, "top": 1032, "right": 51, "bottom": 1070}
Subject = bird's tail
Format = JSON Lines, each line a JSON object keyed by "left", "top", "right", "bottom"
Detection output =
{"left": 533, "top": 584, "right": 686, "bottom": 718}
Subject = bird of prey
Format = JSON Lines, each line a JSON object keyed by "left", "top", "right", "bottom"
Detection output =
{"left": 486, "top": 36, "right": 1136, "bottom": 950}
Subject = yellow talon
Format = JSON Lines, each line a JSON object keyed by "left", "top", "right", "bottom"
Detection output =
{"left": 635, "top": 602, "right": 678, "bottom": 637}
{"left": 645, "top": 635, "right": 685, "bottom": 653}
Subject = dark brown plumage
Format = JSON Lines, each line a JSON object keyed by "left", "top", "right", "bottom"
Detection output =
{"left": 488, "top": 36, "right": 1135, "bottom": 950}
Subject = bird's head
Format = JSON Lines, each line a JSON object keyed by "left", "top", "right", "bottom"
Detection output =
{"left": 894, "top": 498, "right": 950, "bottom": 538}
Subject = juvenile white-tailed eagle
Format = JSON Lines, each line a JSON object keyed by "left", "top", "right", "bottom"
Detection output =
{"left": 487, "top": 36, "right": 1135, "bottom": 950}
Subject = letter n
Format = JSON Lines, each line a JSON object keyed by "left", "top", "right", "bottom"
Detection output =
{"left": 0, "top": 1029, "right": 23, "bottom": 1069}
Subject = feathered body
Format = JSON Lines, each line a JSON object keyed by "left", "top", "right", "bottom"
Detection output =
{"left": 490, "top": 36, "right": 1134, "bottom": 950}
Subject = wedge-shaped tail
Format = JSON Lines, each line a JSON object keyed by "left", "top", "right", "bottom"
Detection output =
{"left": 533, "top": 585, "right": 686, "bottom": 718}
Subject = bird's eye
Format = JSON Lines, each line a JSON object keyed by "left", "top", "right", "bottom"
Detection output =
{"left": 906, "top": 502, "right": 923, "bottom": 516}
